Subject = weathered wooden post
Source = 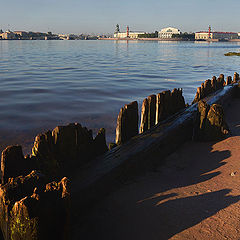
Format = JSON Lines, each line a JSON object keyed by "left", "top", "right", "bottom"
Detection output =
{"left": 162, "top": 90, "right": 171, "bottom": 119}
{"left": 226, "top": 76, "right": 232, "bottom": 85}
{"left": 219, "top": 74, "right": 224, "bottom": 81}
{"left": 115, "top": 101, "right": 138, "bottom": 145}
{"left": 194, "top": 99, "right": 229, "bottom": 141}
{"left": 172, "top": 88, "right": 185, "bottom": 112}
{"left": 0, "top": 170, "right": 70, "bottom": 240}
{"left": 1, "top": 146, "right": 30, "bottom": 185}
{"left": 139, "top": 98, "right": 149, "bottom": 134}
{"left": 178, "top": 88, "right": 186, "bottom": 110}
{"left": 170, "top": 88, "right": 178, "bottom": 114}
{"left": 233, "top": 72, "right": 239, "bottom": 83}
{"left": 204, "top": 79, "right": 212, "bottom": 95}
{"left": 217, "top": 74, "right": 225, "bottom": 89}
{"left": 155, "top": 92, "right": 164, "bottom": 125}
{"left": 193, "top": 83, "right": 205, "bottom": 104}
{"left": 147, "top": 95, "right": 156, "bottom": 129}
{"left": 32, "top": 123, "right": 108, "bottom": 177}
{"left": 200, "top": 82, "right": 205, "bottom": 98}
{"left": 156, "top": 90, "right": 171, "bottom": 125}
{"left": 192, "top": 87, "right": 201, "bottom": 104}
{"left": 211, "top": 76, "right": 217, "bottom": 92}
{"left": 193, "top": 75, "right": 222, "bottom": 104}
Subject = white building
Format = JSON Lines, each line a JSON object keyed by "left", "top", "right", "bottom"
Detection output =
{"left": 158, "top": 27, "right": 181, "bottom": 39}
{"left": 114, "top": 31, "right": 145, "bottom": 39}
{"left": 195, "top": 31, "right": 238, "bottom": 40}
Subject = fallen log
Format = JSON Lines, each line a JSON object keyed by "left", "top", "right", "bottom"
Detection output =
{"left": 71, "top": 84, "right": 237, "bottom": 218}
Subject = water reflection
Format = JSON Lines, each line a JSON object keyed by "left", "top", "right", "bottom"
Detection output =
{"left": 0, "top": 40, "right": 240, "bottom": 153}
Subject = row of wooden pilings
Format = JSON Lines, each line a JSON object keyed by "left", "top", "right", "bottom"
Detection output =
{"left": 114, "top": 72, "right": 240, "bottom": 146}
{"left": 115, "top": 88, "right": 186, "bottom": 145}
{"left": 192, "top": 72, "right": 239, "bottom": 104}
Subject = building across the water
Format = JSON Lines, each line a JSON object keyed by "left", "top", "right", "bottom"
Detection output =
{"left": 158, "top": 27, "right": 181, "bottom": 38}
{"left": 114, "top": 25, "right": 145, "bottom": 39}
{"left": 0, "top": 30, "right": 17, "bottom": 39}
{"left": 195, "top": 27, "right": 238, "bottom": 40}
{"left": 114, "top": 31, "right": 146, "bottom": 39}
{"left": 14, "top": 31, "right": 29, "bottom": 39}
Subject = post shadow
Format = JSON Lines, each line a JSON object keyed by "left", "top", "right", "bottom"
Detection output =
{"left": 76, "top": 189, "right": 240, "bottom": 240}
{"left": 136, "top": 189, "right": 240, "bottom": 240}
{"left": 138, "top": 144, "right": 231, "bottom": 202}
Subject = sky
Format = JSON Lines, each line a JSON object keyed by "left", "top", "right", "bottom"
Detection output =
{"left": 1, "top": 0, "right": 239, "bottom": 34}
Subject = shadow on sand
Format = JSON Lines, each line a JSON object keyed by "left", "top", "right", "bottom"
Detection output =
{"left": 135, "top": 189, "right": 240, "bottom": 240}
{"left": 75, "top": 141, "right": 240, "bottom": 240}
{"left": 77, "top": 189, "right": 240, "bottom": 240}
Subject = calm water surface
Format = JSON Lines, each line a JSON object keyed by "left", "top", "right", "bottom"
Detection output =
{"left": 0, "top": 40, "right": 240, "bottom": 153}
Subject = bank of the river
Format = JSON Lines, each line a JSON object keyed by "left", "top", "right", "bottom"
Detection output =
{"left": 99, "top": 37, "right": 240, "bottom": 42}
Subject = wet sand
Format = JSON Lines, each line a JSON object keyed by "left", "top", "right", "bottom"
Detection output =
{"left": 74, "top": 98, "right": 240, "bottom": 240}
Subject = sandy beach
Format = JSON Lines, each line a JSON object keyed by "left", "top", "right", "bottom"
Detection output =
{"left": 74, "top": 97, "right": 240, "bottom": 240}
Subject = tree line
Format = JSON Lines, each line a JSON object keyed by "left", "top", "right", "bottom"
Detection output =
{"left": 138, "top": 31, "right": 195, "bottom": 40}
{"left": 138, "top": 31, "right": 159, "bottom": 38}
{"left": 172, "top": 32, "right": 195, "bottom": 40}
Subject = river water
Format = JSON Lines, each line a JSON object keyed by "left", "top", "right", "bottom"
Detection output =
{"left": 0, "top": 40, "right": 240, "bottom": 153}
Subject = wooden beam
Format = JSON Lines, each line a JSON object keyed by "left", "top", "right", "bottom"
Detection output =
{"left": 71, "top": 84, "right": 236, "bottom": 216}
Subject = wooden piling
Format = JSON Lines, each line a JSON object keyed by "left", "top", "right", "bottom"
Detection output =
{"left": 217, "top": 74, "right": 225, "bottom": 89}
{"left": 155, "top": 92, "right": 164, "bottom": 125}
{"left": 204, "top": 79, "right": 212, "bottom": 96}
{"left": 115, "top": 101, "right": 138, "bottom": 145}
{"left": 139, "top": 98, "right": 149, "bottom": 134}
{"left": 211, "top": 76, "right": 217, "bottom": 92}
{"left": 163, "top": 90, "right": 172, "bottom": 119}
{"left": 147, "top": 95, "right": 156, "bottom": 129}
{"left": 226, "top": 76, "right": 232, "bottom": 85}
{"left": 233, "top": 72, "right": 239, "bottom": 83}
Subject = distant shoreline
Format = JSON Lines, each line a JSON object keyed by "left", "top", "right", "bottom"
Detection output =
{"left": 99, "top": 37, "right": 240, "bottom": 42}
{"left": 98, "top": 37, "right": 185, "bottom": 41}
{"left": 1, "top": 38, "right": 240, "bottom": 42}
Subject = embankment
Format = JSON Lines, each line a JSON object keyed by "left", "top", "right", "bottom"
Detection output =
{"left": 98, "top": 37, "right": 183, "bottom": 41}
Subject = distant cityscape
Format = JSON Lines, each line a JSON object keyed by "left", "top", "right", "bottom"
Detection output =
{"left": 112, "top": 25, "right": 240, "bottom": 41}
{"left": 0, "top": 30, "right": 104, "bottom": 40}
{"left": 1, "top": 25, "right": 240, "bottom": 41}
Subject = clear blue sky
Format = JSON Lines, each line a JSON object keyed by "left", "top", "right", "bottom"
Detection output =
{"left": 1, "top": 0, "right": 239, "bottom": 34}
